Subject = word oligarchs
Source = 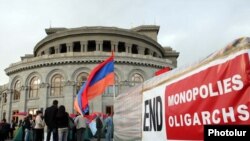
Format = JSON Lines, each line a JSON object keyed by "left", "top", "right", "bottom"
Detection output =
{"left": 168, "top": 104, "right": 249, "bottom": 127}
{"left": 167, "top": 74, "right": 243, "bottom": 106}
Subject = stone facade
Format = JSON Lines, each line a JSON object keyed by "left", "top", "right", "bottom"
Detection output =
{"left": 0, "top": 25, "right": 179, "bottom": 121}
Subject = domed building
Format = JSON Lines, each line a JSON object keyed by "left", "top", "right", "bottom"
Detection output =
{"left": 0, "top": 25, "right": 179, "bottom": 121}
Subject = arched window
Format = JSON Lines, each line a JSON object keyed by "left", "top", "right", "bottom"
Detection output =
{"left": 29, "top": 76, "right": 40, "bottom": 98}
{"left": 131, "top": 73, "right": 144, "bottom": 86}
{"left": 49, "top": 47, "right": 55, "bottom": 54}
{"left": 60, "top": 44, "right": 67, "bottom": 53}
{"left": 118, "top": 42, "right": 126, "bottom": 52}
{"left": 87, "top": 40, "right": 96, "bottom": 52}
{"left": 41, "top": 51, "right": 45, "bottom": 56}
{"left": 13, "top": 80, "right": 21, "bottom": 100}
{"left": 144, "top": 48, "right": 150, "bottom": 55}
{"left": 51, "top": 74, "right": 64, "bottom": 96}
{"left": 104, "top": 74, "right": 119, "bottom": 96}
{"left": 73, "top": 42, "right": 81, "bottom": 52}
{"left": 103, "top": 41, "right": 111, "bottom": 52}
{"left": 131, "top": 44, "right": 138, "bottom": 54}
{"left": 153, "top": 52, "right": 157, "bottom": 57}
{"left": 76, "top": 72, "right": 89, "bottom": 94}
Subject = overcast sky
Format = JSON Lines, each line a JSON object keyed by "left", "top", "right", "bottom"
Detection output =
{"left": 0, "top": 0, "right": 250, "bottom": 85}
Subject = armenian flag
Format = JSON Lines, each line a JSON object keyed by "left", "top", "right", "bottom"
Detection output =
{"left": 74, "top": 54, "right": 115, "bottom": 115}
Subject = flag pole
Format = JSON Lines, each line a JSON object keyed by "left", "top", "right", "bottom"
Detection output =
{"left": 112, "top": 51, "right": 115, "bottom": 112}
{"left": 113, "top": 84, "right": 116, "bottom": 102}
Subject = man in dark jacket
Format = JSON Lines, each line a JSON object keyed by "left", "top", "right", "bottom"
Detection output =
{"left": 0, "top": 119, "right": 10, "bottom": 141}
{"left": 96, "top": 115, "right": 103, "bottom": 141}
{"left": 9, "top": 119, "right": 16, "bottom": 139}
{"left": 44, "top": 100, "right": 58, "bottom": 141}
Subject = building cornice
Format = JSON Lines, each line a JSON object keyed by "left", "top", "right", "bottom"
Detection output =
{"left": 34, "top": 27, "right": 165, "bottom": 55}
{"left": 5, "top": 52, "right": 174, "bottom": 76}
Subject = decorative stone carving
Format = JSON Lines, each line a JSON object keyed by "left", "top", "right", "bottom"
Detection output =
{"left": 6, "top": 89, "right": 13, "bottom": 94}
{"left": 39, "top": 83, "right": 50, "bottom": 88}
{"left": 21, "top": 86, "right": 28, "bottom": 91}
{"left": 64, "top": 80, "right": 75, "bottom": 86}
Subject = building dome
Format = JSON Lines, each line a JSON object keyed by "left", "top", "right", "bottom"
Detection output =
{"left": 0, "top": 25, "right": 179, "bottom": 121}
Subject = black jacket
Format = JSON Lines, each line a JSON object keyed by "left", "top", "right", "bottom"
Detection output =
{"left": 96, "top": 117, "right": 103, "bottom": 129}
{"left": 56, "top": 112, "right": 69, "bottom": 128}
{"left": 44, "top": 105, "right": 58, "bottom": 128}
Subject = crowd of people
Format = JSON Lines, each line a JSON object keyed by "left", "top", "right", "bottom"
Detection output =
{"left": 0, "top": 100, "right": 113, "bottom": 141}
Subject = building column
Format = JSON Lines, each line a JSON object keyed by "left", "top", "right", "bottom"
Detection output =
{"left": 126, "top": 43, "right": 131, "bottom": 53}
{"left": 84, "top": 41, "right": 88, "bottom": 52}
{"left": 111, "top": 41, "right": 118, "bottom": 52}
{"left": 39, "top": 83, "right": 49, "bottom": 111}
{"left": 80, "top": 41, "right": 87, "bottom": 52}
{"left": 138, "top": 47, "right": 145, "bottom": 55}
{"left": 45, "top": 48, "right": 50, "bottom": 55}
{"left": 96, "top": 41, "right": 103, "bottom": 51}
{"left": 55, "top": 45, "right": 60, "bottom": 54}
{"left": 63, "top": 81, "right": 75, "bottom": 113}
{"left": 19, "top": 86, "right": 28, "bottom": 112}
{"left": 67, "top": 43, "right": 72, "bottom": 52}
{"left": 5, "top": 89, "right": 13, "bottom": 122}
{"left": 129, "top": 45, "right": 132, "bottom": 53}
{"left": 150, "top": 50, "right": 153, "bottom": 56}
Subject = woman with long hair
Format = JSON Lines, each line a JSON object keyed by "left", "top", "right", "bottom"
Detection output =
{"left": 56, "top": 105, "right": 69, "bottom": 141}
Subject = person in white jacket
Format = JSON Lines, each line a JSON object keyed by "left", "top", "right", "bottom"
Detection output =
{"left": 74, "top": 113, "right": 87, "bottom": 141}
{"left": 34, "top": 110, "right": 45, "bottom": 141}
